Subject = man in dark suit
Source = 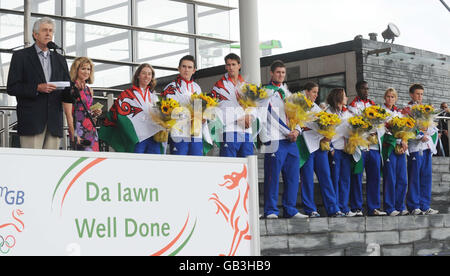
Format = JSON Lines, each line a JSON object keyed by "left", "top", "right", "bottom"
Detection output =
{"left": 7, "top": 17, "right": 72, "bottom": 149}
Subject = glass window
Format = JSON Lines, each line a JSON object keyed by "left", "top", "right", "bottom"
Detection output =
{"left": 31, "top": 0, "right": 57, "bottom": 15}
{"left": 286, "top": 74, "right": 346, "bottom": 105}
{"left": 154, "top": 69, "right": 179, "bottom": 79}
{"left": 64, "top": 22, "right": 131, "bottom": 62}
{"left": 0, "top": 14, "right": 23, "bottom": 49}
{"left": 136, "top": 31, "right": 191, "bottom": 69}
{"left": 91, "top": 62, "right": 131, "bottom": 87}
{"left": 197, "top": 39, "right": 230, "bottom": 70}
{"left": 65, "top": 0, "right": 129, "bottom": 25}
{"left": 0, "top": 0, "right": 238, "bottom": 89}
{"left": 318, "top": 74, "right": 346, "bottom": 104}
{"left": 197, "top": 6, "right": 231, "bottom": 40}
{"left": 0, "top": 53, "right": 12, "bottom": 87}
{"left": 136, "top": 0, "right": 191, "bottom": 33}
{"left": 0, "top": 0, "right": 23, "bottom": 10}
{"left": 198, "top": 0, "right": 232, "bottom": 6}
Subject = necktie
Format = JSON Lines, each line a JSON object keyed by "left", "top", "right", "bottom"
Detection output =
{"left": 40, "top": 51, "right": 51, "bottom": 82}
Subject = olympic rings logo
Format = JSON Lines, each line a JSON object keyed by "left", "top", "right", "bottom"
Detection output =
{"left": 0, "top": 235, "right": 16, "bottom": 255}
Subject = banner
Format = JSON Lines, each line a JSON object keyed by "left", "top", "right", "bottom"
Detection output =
{"left": 0, "top": 148, "right": 260, "bottom": 256}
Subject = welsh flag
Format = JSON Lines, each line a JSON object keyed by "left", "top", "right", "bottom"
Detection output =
{"left": 98, "top": 88, "right": 164, "bottom": 153}
{"left": 203, "top": 118, "right": 222, "bottom": 155}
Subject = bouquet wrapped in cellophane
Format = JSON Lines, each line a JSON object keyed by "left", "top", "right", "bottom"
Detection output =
{"left": 189, "top": 93, "right": 219, "bottom": 136}
{"left": 313, "top": 111, "right": 341, "bottom": 151}
{"left": 284, "top": 93, "right": 315, "bottom": 130}
{"left": 385, "top": 116, "right": 416, "bottom": 154}
{"left": 344, "top": 115, "right": 373, "bottom": 155}
{"left": 237, "top": 83, "right": 268, "bottom": 109}
{"left": 362, "top": 105, "right": 389, "bottom": 145}
{"left": 150, "top": 97, "right": 181, "bottom": 142}
{"left": 409, "top": 104, "right": 438, "bottom": 131}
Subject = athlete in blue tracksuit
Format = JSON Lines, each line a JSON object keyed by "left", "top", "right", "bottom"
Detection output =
{"left": 260, "top": 60, "right": 307, "bottom": 219}
{"left": 300, "top": 82, "right": 342, "bottom": 217}
{"left": 381, "top": 88, "right": 408, "bottom": 216}
{"left": 210, "top": 53, "right": 254, "bottom": 158}
{"left": 405, "top": 84, "right": 439, "bottom": 215}
{"left": 162, "top": 55, "right": 203, "bottom": 156}
{"left": 326, "top": 88, "right": 354, "bottom": 216}
{"left": 348, "top": 81, "right": 386, "bottom": 216}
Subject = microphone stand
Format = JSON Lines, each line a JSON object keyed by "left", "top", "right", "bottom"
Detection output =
{"left": 49, "top": 44, "right": 96, "bottom": 150}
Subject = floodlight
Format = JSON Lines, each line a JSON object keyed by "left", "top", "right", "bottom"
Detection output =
{"left": 382, "top": 23, "right": 400, "bottom": 43}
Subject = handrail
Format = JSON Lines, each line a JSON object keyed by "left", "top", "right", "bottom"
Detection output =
{"left": 0, "top": 106, "right": 16, "bottom": 111}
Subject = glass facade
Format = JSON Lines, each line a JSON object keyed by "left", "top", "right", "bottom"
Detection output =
{"left": 0, "top": 0, "right": 238, "bottom": 87}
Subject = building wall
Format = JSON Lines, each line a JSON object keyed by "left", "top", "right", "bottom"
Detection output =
{"left": 359, "top": 40, "right": 450, "bottom": 107}
{"left": 262, "top": 52, "right": 358, "bottom": 98}
{"left": 188, "top": 39, "right": 450, "bottom": 108}
{"left": 159, "top": 51, "right": 358, "bottom": 99}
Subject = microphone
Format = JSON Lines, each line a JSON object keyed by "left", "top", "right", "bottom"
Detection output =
{"left": 47, "top": 41, "right": 62, "bottom": 51}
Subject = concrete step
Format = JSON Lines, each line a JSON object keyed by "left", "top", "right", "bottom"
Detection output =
{"left": 259, "top": 213, "right": 450, "bottom": 256}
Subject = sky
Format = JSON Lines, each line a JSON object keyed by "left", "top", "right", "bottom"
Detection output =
{"left": 246, "top": 0, "right": 450, "bottom": 56}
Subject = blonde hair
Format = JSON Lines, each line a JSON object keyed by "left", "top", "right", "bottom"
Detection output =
{"left": 384, "top": 88, "right": 398, "bottom": 101}
{"left": 70, "top": 57, "right": 95, "bottom": 84}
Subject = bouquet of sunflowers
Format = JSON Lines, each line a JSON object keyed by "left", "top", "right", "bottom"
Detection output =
{"left": 313, "top": 111, "right": 341, "bottom": 151}
{"left": 385, "top": 116, "right": 416, "bottom": 154}
{"left": 150, "top": 97, "right": 181, "bottom": 142}
{"left": 189, "top": 93, "right": 219, "bottom": 136}
{"left": 362, "top": 105, "right": 389, "bottom": 145}
{"left": 284, "top": 93, "right": 316, "bottom": 130}
{"left": 409, "top": 104, "right": 437, "bottom": 131}
{"left": 362, "top": 105, "right": 389, "bottom": 126}
{"left": 237, "top": 83, "right": 268, "bottom": 109}
{"left": 344, "top": 115, "right": 373, "bottom": 155}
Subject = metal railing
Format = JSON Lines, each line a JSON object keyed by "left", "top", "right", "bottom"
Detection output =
{"left": 1, "top": 102, "right": 450, "bottom": 154}
{"left": 0, "top": 106, "right": 16, "bottom": 147}
{"left": 0, "top": 87, "right": 122, "bottom": 150}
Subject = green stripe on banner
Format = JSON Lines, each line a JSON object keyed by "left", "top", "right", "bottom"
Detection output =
{"left": 297, "top": 135, "right": 310, "bottom": 169}
{"left": 52, "top": 157, "right": 88, "bottom": 204}
{"left": 168, "top": 219, "right": 197, "bottom": 256}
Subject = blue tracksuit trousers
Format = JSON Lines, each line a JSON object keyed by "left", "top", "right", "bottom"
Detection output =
{"left": 134, "top": 137, "right": 161, "bottom": 154}
{"left": 169, "top": 137, "right": 203, "bottom": 156}
{"left": 264, "top": 139, "right": 300, "bottom": 218}
{"left": 383, "top": 152, "right": 408, "bottom": 214}
{"left": 350, "top": 150, "right": 382, "bottom": 214}
{"left": 301, "top": 149, "right": 340, "bottom": 216}
{"left": 331, "top": 149, "right": 352, "bottom": 213}
{"left": 220, "top": 132, "right": 254, "bottom": 158}
{"left": 407, "top": 149, "right": 432, "bottom": 212}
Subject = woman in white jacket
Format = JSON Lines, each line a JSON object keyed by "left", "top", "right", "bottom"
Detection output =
{"left": 326, "top": 88, "right": 355, "bottom": 217}
{"left": 382, "top": 88, "right": 409, "bottom": 216}
{"left": 300, "top": 82, "right": 342, "bottom": 217}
